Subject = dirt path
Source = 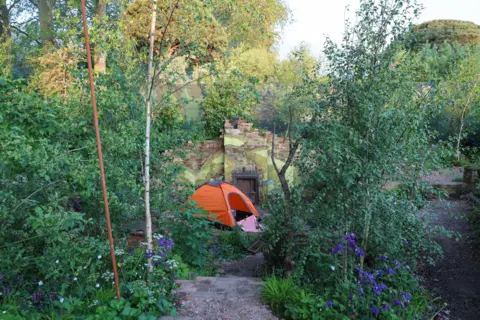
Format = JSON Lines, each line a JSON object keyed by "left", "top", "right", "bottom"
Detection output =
{"left": 173, "top": 254, "right": 275, "bottom": 320}
{"left": 423, "top": 200, "right": 480, "bottom": 320}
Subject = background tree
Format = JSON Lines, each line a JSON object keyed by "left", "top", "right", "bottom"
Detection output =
{"left": 93, "top": 0, "right": 106, "bottom": 72}
{"left": 38, "top": 0, "right": 55, "bottom": 46}
{"left": 412, "top": 20, "right": 480, "bottom": 48}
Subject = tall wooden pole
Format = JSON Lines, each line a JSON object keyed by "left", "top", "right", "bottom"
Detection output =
{"left": 80, "top": 0, "right": 121, "bottom": 299}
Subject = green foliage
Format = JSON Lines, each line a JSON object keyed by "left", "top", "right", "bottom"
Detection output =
{"left": 215, "top": 228, "right": 253, "bottom": 260}
{"left": 261, "top": 276, "right": 296, "bottom": 315}
{"left": 262, "top": 241, "right": 437, "bottom": 320}
{"left": 202, "top": 71, "right": 259, "bottom": 138}
{"left": 0, "top": 34, "right": 13, "bottom": 77}
{"left": 412, "top": 20, "right": 480, "bottom": 47}
{"left": 161, "top": 201, "right": 215, "bottom": 270}
{"left": 261, "top": 1, "right": 446, "bottom": 318}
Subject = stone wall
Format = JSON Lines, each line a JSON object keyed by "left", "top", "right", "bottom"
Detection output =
{"left": 169, "top": 139, "right": 224, "bottom": 186}
{"left": 223, "top": 120, "right": 297, "bottom": 199}
{"left": 169, "top": 119, "right": 299, "bottom": 199}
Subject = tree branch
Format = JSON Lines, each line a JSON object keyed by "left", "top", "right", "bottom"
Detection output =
{"left": 271, "top": 123, "right": 280, "bottom": 176}
{"left": 10, "top": 25, "right": 41, "bottom": 45}
{"left": 7, "top": 0, "right": 21, "bottom": 12}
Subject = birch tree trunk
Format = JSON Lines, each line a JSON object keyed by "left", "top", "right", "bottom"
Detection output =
{"left": 145, "top": 0, "right": 157, "bottom": 273}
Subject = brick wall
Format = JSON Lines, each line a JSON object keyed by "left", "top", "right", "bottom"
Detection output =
{"left": 168, "top": 119, "right": 298, "bottom": 197}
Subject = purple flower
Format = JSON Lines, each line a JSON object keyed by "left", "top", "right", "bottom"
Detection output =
{"left": 379, "top": 255, "right": 388, "bottom": 261}
{"left": 2, "top": 286, "right": 11, "bottom": 297}
{"left": 393, "top": 299, "right": 401, "bottom": 306}
{"left": 375, "top": 270, "right": 384, "bottom": 276}
{"left": 0, "top": 274, "right": 3, "bottom": 281}
{"left": 370, "top": 306, "right": 380, "bottom": 315}
{"left": 400, "top": 292, "right": 412, "bottom": 301}
{"left": 387, "top": 268, "right": 396, "bottom": 275}
{"left": 394, "top": 261, "right": 403, "bottom": 268}
{"left": 382, "top": 303, "right": 390, "bottom": 310}
{"left": 357, "top": 269, "right": 376, "bottom": 285}
{"left": 31, "top": 291, "right": 45, "bottom": 304}
{"left": 355, "top": 247, "right": 366, "bottom": 257}
{"left": 331, "top": 243, "right": 345, "bottom": 254}
{"left": 403, "top": 241, "right": 409, "bottom": 245}
{"left": 129, "top": 249, "right": 135, "bottom": 255}
{"left": 145, "top": 249, "right": 155, "bottom": 259}
{"left": 158, "top": 238, "right": 166, "bottom": 247}
{"left": 372, "top": 283, "right": 387, "bottom": 295}
{"left": 326, "top": 300, "right": 334, "bottom": 308}
{"left": 347, "top": 239, "right": 358, "bottom": 250}
{"left": 344, "top": 233, "right": 357, "bottom": 241}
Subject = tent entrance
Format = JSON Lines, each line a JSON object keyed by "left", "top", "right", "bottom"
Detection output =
{"left": 228, "top": 192, "right": 255, "bottom": 222}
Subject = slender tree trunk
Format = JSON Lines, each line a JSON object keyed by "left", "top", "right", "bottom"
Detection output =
{"left": 456, "top": 111, "right": 466, "bottom": 161}
{"left": 38, "top": 0, "right": 54, "bottom": 46}
{"left": 94, "top": 0, "right": 107, "bottom": 72}
{"left": 271, "top": 122, "right": 299, "bottom": 277}
{"left": 144, "top": 0, "right": 157, "bottom": 273}
{"left": 0, "top": 0, "right": 11, "bottom": 39}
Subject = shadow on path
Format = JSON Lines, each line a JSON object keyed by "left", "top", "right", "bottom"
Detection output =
{"left": 423, "top": 200, "right": 480, "bottom": 320}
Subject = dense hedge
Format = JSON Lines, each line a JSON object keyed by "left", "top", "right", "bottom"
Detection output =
{"left": 412, "top": 20, "right": 480, "bottom": 47}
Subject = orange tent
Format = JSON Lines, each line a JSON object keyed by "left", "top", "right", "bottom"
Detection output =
{"left": 188, "top": 180, "right": 260, "bottom": 227}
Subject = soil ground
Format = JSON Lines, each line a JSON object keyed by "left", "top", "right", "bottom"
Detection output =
{"left": 173, "top": 254, "right": 276, "bottom": 320}
{"left": 422, "top": 200, "right": 480, "bottom": 320}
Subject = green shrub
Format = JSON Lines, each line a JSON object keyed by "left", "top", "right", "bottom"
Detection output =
{"left": 216, "top": 228, "right": 253, "bottom": 260}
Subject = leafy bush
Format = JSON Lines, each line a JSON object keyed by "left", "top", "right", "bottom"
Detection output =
{"left": 0, "top": 233, "right": 178, "bottom": 318}
{"left": 0, "top": 70, "right": 206, "bottom": 317}
{"left": 202, "top": 71, "right": 259, "bottom": 138}
{"left": 262, "top": 233, "right": 436, "bottom": 320}
{"left": 215, "top": 228, "right": 253, "bottom": 260}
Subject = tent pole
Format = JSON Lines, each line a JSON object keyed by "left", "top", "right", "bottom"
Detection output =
{"left": 80, "top": 0, "right": 121, "bottom": 300}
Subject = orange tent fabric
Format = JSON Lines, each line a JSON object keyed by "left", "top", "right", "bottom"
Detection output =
{"left": 188, "top": 180, "right": 259, "bottom": 227}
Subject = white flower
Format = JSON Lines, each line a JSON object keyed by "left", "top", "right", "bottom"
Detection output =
{"left": 330, "top": 266, "right": 335, "bottom": 271}
{"left": 97, "top": 255, "right": 102, "bottom": 260}
{"left": 55, "top": 260, "right": 59, "bottom": 264}
{"left": 95, "top": 283, "right": 100, "bottom": 288}
{"left": 114, "top": 249, "right": 125, "bottom": 256}
{"left": 73, "top": 277, "right": 78, "bottom": 281}
{"left": 59, "top": 297, "right": 64, "bottom": 303}
{"left": 153, "top": 233, "right": 163, "bottom": 240}
{"left": 38, "top": 281, "right": 43, "bottom": 286}
{"left": 3, "top": 311, "right": 7, "bottom": 314}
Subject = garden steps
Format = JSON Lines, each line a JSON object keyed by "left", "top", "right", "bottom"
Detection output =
{"left": 174, "top": 276, "right": 263, "bottom": 299}
{"left": 173, "top": 276, "right": 276, "bottom": 320}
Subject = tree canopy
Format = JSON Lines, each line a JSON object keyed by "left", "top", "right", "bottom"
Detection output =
{"left": 412, "top": 19, "right": 480, "bottom": 47}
